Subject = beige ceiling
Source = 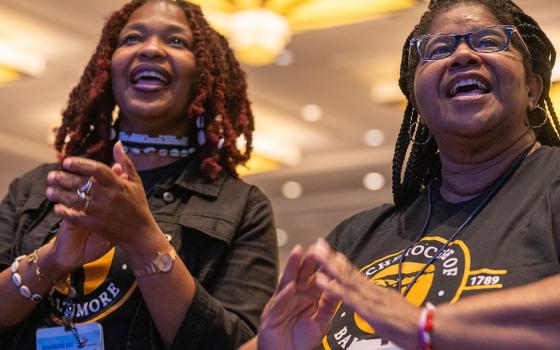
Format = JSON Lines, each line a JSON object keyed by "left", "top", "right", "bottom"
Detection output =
{"left": 1, "top": 0, "right": 559, "bottom": 265}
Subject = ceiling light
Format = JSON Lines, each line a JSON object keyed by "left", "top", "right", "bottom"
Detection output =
{"left": 301, "top": 104, "right": 322, "bottom": 122}
{"left": 369, "top": 82, "right": 404, "bottom": 105}
{"left": 228, "top": 9, "right": 291, "bottom": 66}
{"left": 0, "top": 42, "right": 45, "bottom": 86}
{"left": 363, "top": 172, "right": 385, "bottom": 191}
{"left": 237, "top": 131, "right": 302, "bottom": 176}
{"left": 275, "top": 49, "right": 294, "bottom": 66}
{"left": 363, "top": 129, "right": 385, "bottom": 147}
{"left": 192, "top": 0, "right": 417, "bottom": 66}
{"left": 276, "top": 229, "right": 289, "bottom": 247}
{"left": 282, "top": 181, "right": 303, "bottom": 199}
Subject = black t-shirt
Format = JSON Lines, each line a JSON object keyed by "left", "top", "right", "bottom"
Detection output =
{"left": 320, "top": 146, "right": 560, "bottom": 350}
{"left": 13, "top": 158, "right": 190, "bottom": 350}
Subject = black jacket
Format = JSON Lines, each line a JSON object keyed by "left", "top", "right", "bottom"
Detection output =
{"left": 0, "top": 162, "right": 278, "bottom": 349}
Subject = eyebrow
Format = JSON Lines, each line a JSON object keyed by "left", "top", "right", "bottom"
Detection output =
{"left": 122, "top": 22, "right": 191, "bottom": 35}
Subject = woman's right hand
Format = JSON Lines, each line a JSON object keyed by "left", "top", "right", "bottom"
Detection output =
{"left": 257, "top": 245, "right": 339, "bottom": 350}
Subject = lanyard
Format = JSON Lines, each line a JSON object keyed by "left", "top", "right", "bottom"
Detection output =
{"left": 396, "top": 145, "right": 534, "bottom": 296}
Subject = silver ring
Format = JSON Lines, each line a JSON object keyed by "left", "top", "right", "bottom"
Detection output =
{"left": 79, "top": 178, "right": 93, "bottom": 194}
{"left": 82, "top": 196, "right": 91, "bottom": 213}
{"left": 76, "top": 188, "right": 93, "bottom": 201}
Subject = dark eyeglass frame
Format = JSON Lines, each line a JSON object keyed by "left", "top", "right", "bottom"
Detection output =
{"left": 410, "top": 24, "right": 531, "bottom": 62}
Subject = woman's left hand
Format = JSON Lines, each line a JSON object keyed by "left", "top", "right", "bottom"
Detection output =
{"left": 46, "top": 142, "right": 160, "bottom": 250}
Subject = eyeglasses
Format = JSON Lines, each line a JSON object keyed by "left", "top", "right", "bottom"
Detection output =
{"left": 410, "top": 25, "right": 530, "bottom": 61}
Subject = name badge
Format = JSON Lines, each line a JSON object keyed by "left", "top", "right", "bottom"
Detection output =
{"left": 36, "top": 322, "right": 104, "bottom": 350}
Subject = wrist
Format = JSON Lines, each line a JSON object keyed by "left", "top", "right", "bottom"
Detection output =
{"left": 418, "top": 303, "right": 436, "bottom": 350}
{"left": 120, "top": 230, "right": 170, "bottom": 268}
{"left": 39, "top": 242, "right": 73, "bottom": 281}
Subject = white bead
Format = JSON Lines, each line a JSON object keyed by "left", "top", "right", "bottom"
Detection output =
{"left": 158, "top": 149, "right": 169, "bottom": 156}
{"left": 197, "top": 130, "right": 206, "bottom": 146}
{"left": 20, "top": 285, "right": 31, "bottom": 298}
{"left": 131, "top": 147, "right": 141, "bottom": 155}
{"left": 180, "top": 149, "right": 188, "bottom": 157}
{"left": 123, "top": 146, "right": 129, "bottom": 153}
{"left": 143, "top": 147, "right": 156, "bottom": 154}
{"left": 188, "top": 147, "right": 196, "bottom": 154}
{"left": 169, "top": 149, "right": 180, "bottom": 157}
{"left": 217, "top": 137, "right": 225, "bottom": 150}
{"left": 196, "top": 115, "right": 204, "bottom": 128}
{"left": 12, "top": 272, "right": 22, "bottom": 287}
{"left": 11, "top": 260, "right": 19, "bottom": 273}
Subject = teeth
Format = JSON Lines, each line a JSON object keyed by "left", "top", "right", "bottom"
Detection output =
{"left": 450, "top": 78, "right": 488, "bottom": 96}
{"left": 134, "top": 70, "right": 167, "bottom": 83}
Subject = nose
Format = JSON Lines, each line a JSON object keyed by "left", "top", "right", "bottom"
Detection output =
{"left": 139, "top": 37, "right": 166, "bottom": 60}
{"left": 448, "top": 41, "right": 481, "bottom": 69}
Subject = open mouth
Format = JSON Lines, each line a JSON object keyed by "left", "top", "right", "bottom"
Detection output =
{"left": 447, "top": 78, "right": 492, "bottom": 98}
{"left": 129, "top": 65, "right": 171, "bottom": 91}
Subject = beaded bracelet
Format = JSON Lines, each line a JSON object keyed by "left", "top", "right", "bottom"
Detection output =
{"left": 418, "top": 302, "right": 436, "bottom": 350}
{"left": 11, "top": 255, "right": 43, "bottom": 303}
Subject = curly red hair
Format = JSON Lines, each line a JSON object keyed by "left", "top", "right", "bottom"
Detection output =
{"left": 54, "top": 0, "right": 254, "bottom": 179}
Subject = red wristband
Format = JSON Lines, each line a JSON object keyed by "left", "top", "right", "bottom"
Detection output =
{"left": 418, "top": 302, "right": 435, "bottom": 350}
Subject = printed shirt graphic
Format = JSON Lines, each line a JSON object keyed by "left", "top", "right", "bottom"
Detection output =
{"left": 322, "top": 236, "right": 506, "bottom": 350}
{"left": 49, "top": 246, "right": 138, "bottom": 324}
{"left": 320, "top": 147, "right": 560, "bottom": 350}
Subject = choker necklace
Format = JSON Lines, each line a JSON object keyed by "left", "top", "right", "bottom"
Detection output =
{"left": 396, "top": 144, "right": 535, "bottom": 296}
{"left": 118, "top": 131, "right": 196, "bottom": 158}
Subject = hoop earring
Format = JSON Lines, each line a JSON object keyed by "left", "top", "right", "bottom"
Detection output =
{"left": 408, "top": 121, "right": 432, "bottom": 145}
{"left": 527, "top": 105, "right": 548, "bottom": 128}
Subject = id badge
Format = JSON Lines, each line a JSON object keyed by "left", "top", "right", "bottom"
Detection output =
{"left": 36, "top": 322, "right": 104, "bottom": 350}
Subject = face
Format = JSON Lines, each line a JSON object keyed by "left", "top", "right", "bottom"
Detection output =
{"left": 412, "top": 4, "right": 541, "bottom": 146}
{"left": 111, "top": 0, "right": 196, "bottom": 135}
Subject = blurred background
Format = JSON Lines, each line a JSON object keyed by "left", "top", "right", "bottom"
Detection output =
{"left": 1, "top": 0, "right": 559, "bottom": 267}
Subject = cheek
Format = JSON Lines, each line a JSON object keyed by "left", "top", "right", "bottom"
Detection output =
{"left": 413, "top": 66, "right": 439, "bottom": 113}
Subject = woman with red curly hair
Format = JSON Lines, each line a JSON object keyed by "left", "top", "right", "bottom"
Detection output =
{"left": 0, "top": 1, "right": 277, "bottom": 349}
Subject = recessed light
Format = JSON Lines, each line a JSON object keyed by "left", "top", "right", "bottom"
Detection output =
{"left": 363, "top": 172, "right": 385, "bottom": 191}
{"left": 363, "top": 129, "right": 385, "bottom": 147}
{"left": 276, "top": 49, "right": 294, "bottom": 66}
{"left": 301, "top": 104, "right": 322, "bottom": 122}
{"left": 276, "top": 229, "right": 289, "bottom": 247}
{"left": 282, "top": 181, "right": 303, "bottom": 199}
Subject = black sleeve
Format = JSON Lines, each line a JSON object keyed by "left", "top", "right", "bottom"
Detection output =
{"left": 170, "top": 186, "right": 278, "bottom": 350}
{"left": 325, "top": 204, "right": 395, "bottom": 254}
{"left": 0, "top": 178, "right": 21, "bottom": 269}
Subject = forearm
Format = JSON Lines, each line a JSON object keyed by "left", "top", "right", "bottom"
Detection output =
{"left": 123, "top": 231, "right": 195, "bottom": 348}
{"left": 432, "top": 274, "right": 560, "bottom": 350}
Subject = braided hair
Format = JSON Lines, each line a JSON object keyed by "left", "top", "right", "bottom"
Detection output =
{"left": 54, "top": 0, "right": 254, "bottom": 179}
{"left": 393, "top": 0, "right": 560, "bottom": 206}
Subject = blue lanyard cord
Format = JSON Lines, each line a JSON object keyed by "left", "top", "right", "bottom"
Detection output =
{"left": 396, "top": 145, "right": 533, "bottom": 297}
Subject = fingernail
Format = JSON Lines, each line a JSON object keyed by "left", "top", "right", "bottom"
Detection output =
{"left": 47, "top": 172, "right": 55, "bottom": 183}
{"left": 46, "top": 187, "right": 53, "bottom": 199}
{"left": 62, "top": 158, "right": 72, "bottom": 169}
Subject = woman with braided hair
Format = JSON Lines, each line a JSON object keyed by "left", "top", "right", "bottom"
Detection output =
{"left": 0, "top": 1, "right": 277, "bottom": 349}
{"left": 243, "top": 0, "right": 560, "bottom": 349}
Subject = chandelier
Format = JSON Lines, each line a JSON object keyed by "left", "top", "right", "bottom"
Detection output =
{"left": 190, "top": 0, "right": 418, "bottom": 66}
